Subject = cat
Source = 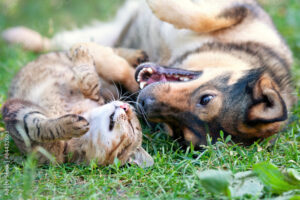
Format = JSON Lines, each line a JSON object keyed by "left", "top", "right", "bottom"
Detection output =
{"left": 2, "top": 43, "right": 153, "bottom": 167}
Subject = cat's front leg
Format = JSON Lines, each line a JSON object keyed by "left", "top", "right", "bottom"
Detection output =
{"left": 70, "top": 45, "right": 105, "bottom": 104}
{"left": 70, "top": 42, "right": 149, "bottom": 93}
{"left": 2, "top": 99, "right": 90, "bottom": 143}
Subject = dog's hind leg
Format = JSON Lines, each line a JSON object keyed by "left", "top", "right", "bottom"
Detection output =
{"left": 146, "top": 0, "right": 250, "bottom": 33}
{"left": 2, "top": 26, "right": 52, "bottom": 53}
{"left": 2, "top": 1, "right": 140, "bottom": 52}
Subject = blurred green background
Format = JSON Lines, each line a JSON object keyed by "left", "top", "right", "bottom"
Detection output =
{"left": 0, "top": 0, "right": 299, "bottom": 199}
{"left": 0, "top": 0, "right": 124, "bottom": 35}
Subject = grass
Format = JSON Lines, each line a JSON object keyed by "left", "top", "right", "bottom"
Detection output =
{"left": 0, "top": 0, "right": 299, "bottom": 199}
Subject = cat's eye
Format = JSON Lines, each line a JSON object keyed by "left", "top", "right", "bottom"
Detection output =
{"left": 198, "top": 95, "right": 214, "bottom": 106}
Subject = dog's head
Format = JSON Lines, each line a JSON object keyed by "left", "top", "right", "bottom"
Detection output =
{"left": 135, "top": 59, "right": 290, "bottom": 147}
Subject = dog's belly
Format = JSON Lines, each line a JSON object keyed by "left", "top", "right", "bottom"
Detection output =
{"left": 118, "top": 0, "right": 290, "bottom": 68}
{"left": 120, "top": 1, "right": 214, "bottom": 66}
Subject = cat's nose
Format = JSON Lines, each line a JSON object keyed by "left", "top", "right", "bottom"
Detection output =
{"left": 120, "top": 103, "right": 129, "bottom": 112}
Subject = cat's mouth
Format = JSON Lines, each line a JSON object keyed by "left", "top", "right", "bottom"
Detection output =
{"left": 108, "top": 103, "right": 130, "bottom": 131}
{"left": 109, "top": 111, "right": 116, "bottom": 131}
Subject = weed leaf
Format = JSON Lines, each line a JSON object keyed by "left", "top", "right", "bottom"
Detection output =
{"left": 197, "top": 170, "right": 232, "bottom": 197}
{"left": 253, "top": 162, "right": 300, "bottom": 194}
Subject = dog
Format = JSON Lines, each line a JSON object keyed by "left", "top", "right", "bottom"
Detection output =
{"left": 2, "top": 0, "right": 296, "bottom": 147}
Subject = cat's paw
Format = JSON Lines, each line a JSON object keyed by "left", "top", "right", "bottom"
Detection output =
{"left": 59, "top": 114, "right": 89, "bottom": 139}
{"left": 71, "top": 45, "right": 95, "bottom": 67}
{"left": 73, "top": 66, "right": 102, "bottom": 102}
{"left": 70, "top": 45, "right": 104, "bottom": 102}
{"left": 79, "top": 74, "right": 102, "bottom": 102}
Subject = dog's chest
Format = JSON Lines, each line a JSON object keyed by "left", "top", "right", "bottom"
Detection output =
{"left": 159, "top": 25, "right": 215, "bottom": 65}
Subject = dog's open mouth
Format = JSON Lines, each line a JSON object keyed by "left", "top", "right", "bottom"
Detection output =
{"left": 135, "top": 63, "right": 202, "bottom": 89}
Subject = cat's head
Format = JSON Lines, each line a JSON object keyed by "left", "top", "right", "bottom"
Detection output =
{"left": 84, "top": 101, "right": 154, "bottom": 167}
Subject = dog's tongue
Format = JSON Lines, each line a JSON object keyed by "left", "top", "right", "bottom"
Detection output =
{"left": 135, "top": 63, "right": 202, "bottom": 89}
{"left": 147, "top": 73, "right": 167, "bottom": 84}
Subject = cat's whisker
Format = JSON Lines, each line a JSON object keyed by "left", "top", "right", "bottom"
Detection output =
{"left": 102, "top": 88, "right": 116, "bottom": 103}
{"left": 112, "top": 81, "right": 121, "bottom": 100}
{"left": 131, "top": 101, "right": 151, "bottom": 128}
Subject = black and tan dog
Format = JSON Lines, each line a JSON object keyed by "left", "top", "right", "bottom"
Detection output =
{"left": 2, "top": 0, "right": 296, "bottom": 147}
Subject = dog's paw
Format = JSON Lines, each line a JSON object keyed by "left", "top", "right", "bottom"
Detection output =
{"left": 115, "top": 48, "right": 149, "bottom": 68}
{"left": 2, "top": 26, "right": 49, "bottom": 52}
{"left": 58, "top": 114, "right": 89, "bottom": 139}
{"left": 132, "top": 50, "right": 149, "bottom": 68}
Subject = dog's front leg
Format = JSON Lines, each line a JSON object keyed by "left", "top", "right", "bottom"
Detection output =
{"left": 147, "top": 0, "right": 249, "bottom": 33}
{"left": 114, "top": 48, "right": 149, "bottom": 68}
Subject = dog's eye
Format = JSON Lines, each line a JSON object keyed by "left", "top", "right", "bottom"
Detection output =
{"left": 199, "top": 95, "right": 214, "bottom": 106}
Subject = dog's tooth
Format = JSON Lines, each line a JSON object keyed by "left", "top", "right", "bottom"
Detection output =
{"left": 146, "top": 68, "right": 153, "bottom": 73}
{"left": 174, "top": 75, "right": 179, "bottom": 78}
{"left": 179, "top": 77, "right": 185, "bottom": 81}
{"left": 140, "top": 82, "right": 147, "bottom": 89}
{"left": 183, "top": 77, "right": 189, "bottom": 81}
{"left": 138, "top": 73, "right": 142, "bottom": 81}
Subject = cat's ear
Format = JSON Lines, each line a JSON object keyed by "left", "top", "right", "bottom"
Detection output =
{"left": 128, "top": 147, "right": 154, "bottom": 168}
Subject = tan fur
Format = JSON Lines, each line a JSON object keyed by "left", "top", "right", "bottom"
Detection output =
{"left": 146, "top": 0, "right": 248, "bottom": 33}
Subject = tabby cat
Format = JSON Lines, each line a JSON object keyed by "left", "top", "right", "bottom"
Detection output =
{"left": 2, "top": 43, "right": 153, "bottom": 167}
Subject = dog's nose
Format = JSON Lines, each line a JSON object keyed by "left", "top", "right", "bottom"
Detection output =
{"left": 138, "top": 96, "right": 156, "bottom": 112}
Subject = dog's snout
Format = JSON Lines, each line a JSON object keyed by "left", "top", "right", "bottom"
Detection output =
{"left": 138, "top": 96, "right": 156, "bottom": 112}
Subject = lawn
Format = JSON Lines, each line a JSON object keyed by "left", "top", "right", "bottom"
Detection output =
{"left": 0, "top": 0, "right": 299, "bottom": 199}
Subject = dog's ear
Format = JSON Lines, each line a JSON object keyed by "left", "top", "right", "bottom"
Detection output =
{"left": 247, "top": 75, "right": 287, "bottom": 124}
{"left": 128, "top": 147, "right": 154, "bottom": 168}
